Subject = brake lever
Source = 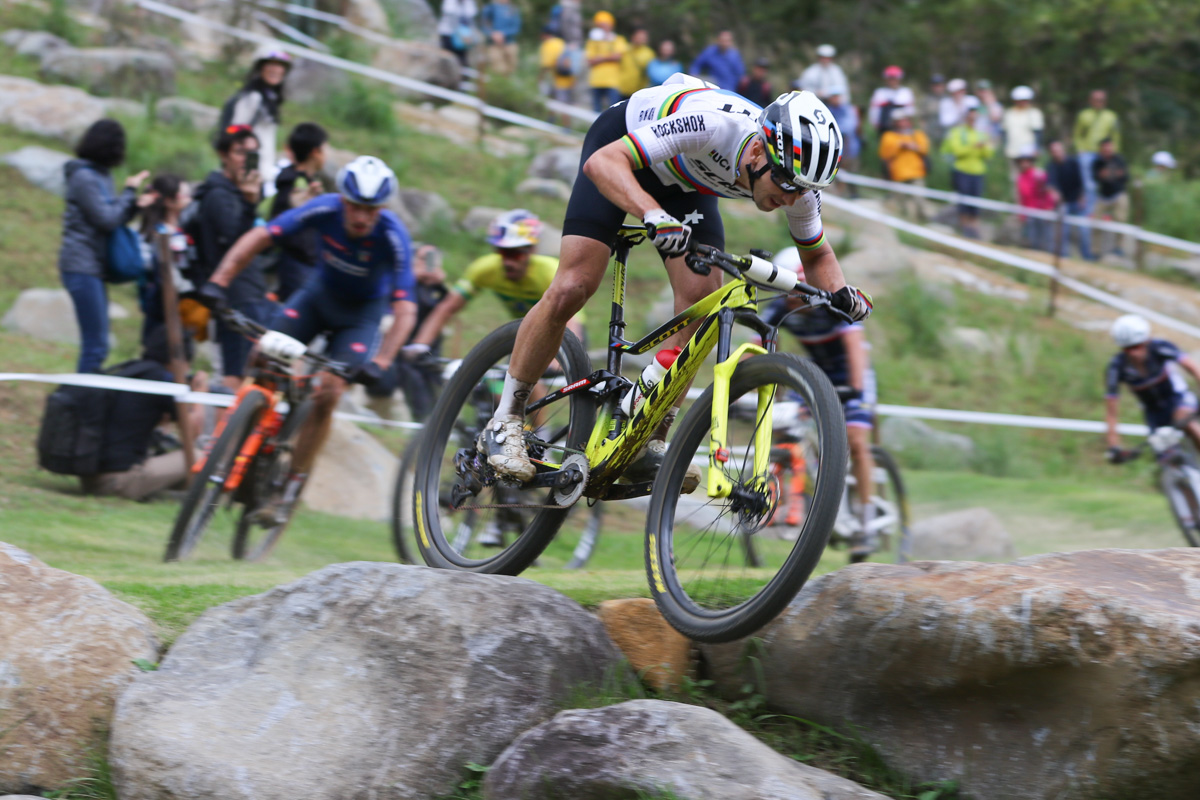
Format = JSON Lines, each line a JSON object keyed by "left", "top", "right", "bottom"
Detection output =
{"left": 684, "top": 251, "right": 712, "bottom": 276}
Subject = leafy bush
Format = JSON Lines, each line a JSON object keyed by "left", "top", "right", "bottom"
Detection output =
{"left": 326, "top": 78, "right": 398, "bottom": 134}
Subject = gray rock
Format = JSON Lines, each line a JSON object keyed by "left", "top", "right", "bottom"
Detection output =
{"left": 703, "top": 549, "right": 1200, "bottom": 800}
{"left": 100, "top": 97, "right": 145, "bottom": 119}
{"left": 878, "top": 416, "right": 975, "bottom": 470}
{"left": 535, "top": 222, "right": 563, "bottom": 257}
{"left": 909, "top": 507, "right": 1015, "bottom": 561}
{"left": 1, "top": 29, "right": 72, "bottom": 61}
{"left": 0, "top": 542, "right": 159, "bottom": 794}
{"left": 516, "top": 177, "right": 572, "bottom": 202}
{"left": 1, "top": 145, "right": 72, "bottom": 196}
{"left": 285, "top": 57, "right": 352, "bottom": 107}
{"left": 2, "top": 288, "right": 128, "bottom": 344}
{"left": 155, "top": 96, "right": 219, "bottom": 131}
{"left": 41, "top": 48, "right": 176, "bottom": 98}
{"left": 302, "top": 419, "right": 397, "bottom": 520}
{"left": 372, "top": 39, "right": 460, "bottom": 91}
{"left": 461, "top": 205, "right": 509, "bottom": 235}
{"left": 485, "top": 700, "right": 888, "bottom": 800}
{"left": 0, "top": 79, "right": 109, "bottom": 143}
{"left": 377, "top": 0, "right": 439, "bottom": 39}
{"left": 110, "top": 563, "right": 628, "bottom": 800}
{"left": 398, "top": 188, "right": 454, "bottom": 234}
{"left": 343, "top": 0, "right": 389, "bottom": 30}
{"left": 528, "top": 146, "right": 583, "bottom": 186}
{"left": 437, "top": 103, "right": 482, "bottom": 129}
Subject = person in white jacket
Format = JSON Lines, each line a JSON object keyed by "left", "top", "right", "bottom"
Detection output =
{"left": 797, "top": 44, "right": 850, "bottom": 103}
{"left": 223, "top": 46, "right": 292, "bottom": 195}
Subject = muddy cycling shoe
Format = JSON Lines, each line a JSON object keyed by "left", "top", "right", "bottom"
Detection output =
{"left": 622, "top": 440, "right": 701, "bottom": 494}
{"left": 477, "top": 415, "right": 536, "bottom": 483}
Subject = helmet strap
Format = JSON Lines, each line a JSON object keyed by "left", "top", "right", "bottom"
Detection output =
{"left": 747, "top": 161, "right": 771, "bottom": 190}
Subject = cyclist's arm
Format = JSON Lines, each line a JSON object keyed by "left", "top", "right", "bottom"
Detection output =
{"left": 842, "top": 327, "right": 867, "bottom": 392}
{"left": 374, "top": 299, "right": 419, "bottom": 368}
{"left": 411, "top": 290, "right": 468, "bottom": 347}
{"left": 1178, "top": 354, "right": 1200, "bottom": 384}
{"left": 583, "top": 141, "right": 663, "bottom": 218}
{"left": 209, "top": 227, "right": 273, "bottom": 287}
{"left": 798, "top": 241, "right": 847, "bottom": 294}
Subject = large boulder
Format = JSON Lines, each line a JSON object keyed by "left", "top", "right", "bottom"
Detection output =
{"left": 0, "top": 542, "right": 159, "bottom": 794}
{"left": 302, "top": 418, "right": 397, "bottom": 520}
{"left": 285, "top": 57, "right": 352, "bottom": 107}
{"left": 703, "top": 549, "right": 1200, "bottom": 800}
{"left": 2, "top": 288, "right": 127, "bottom": 344}
{"left": 41, "top": 48, "right": 176, "bottom": 98}
{"left": 376, "top": 0, "right": 439, "bottom": 39}
{"left": 1, "top": 146, "right": 72, "bottom": 196}
{"left": 528, "top": 146, "right": 583, "bottom": 186}
{"left": 0, "top": 29, "right": 72, "bottom": 62}
{"left": 460, "top": 205, "right": 508, "bottom": 235}
{"left": 155, "top": 96, "right": 219, "bottom": 131}
{"left": 878, "top": 416, "right": 976, "bottom": 470}
{"left": 516, "top": 177, "right": 572, "bottom": 202}
{"left": 397, "top": 188, "right": 454, "bottom": 234}
{"left": 0, "top": 78, "right": 109, "bottom": 142}
{"left": 909, "top": 506, "right": 1016, "bottom": 561}
{"left": 372, "top": 40, "right": 460, "bottom": 91}
{"left": 343, "top": 0, "right": 390, "bottom": 31}
{"left": 110, "top": 563, "right": 628, "bottom": 800}
{"left": 484, "top": 700, "right": 889, "bottom": 800}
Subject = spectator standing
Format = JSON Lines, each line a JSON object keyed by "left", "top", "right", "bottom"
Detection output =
{"left": 736, "top": 58, "right": 773, "bottom": 107}
{"left": 1015, "top": 147, "right": 1056, "bottom": 252}
{"left": 1092, "top": 138, "right": 1130, "bottom": 258}
{"left": 270, "top": 123, "right": 328, "bottom": 302}
{"left": 797, "top": 44, "right": 849, "bottom": 103}
{"left": 1145, "top": 150, "right": 1177, "bottom": 185}
{"left": 1045, "top": 140, "right": 1095, "bottom": 261}
{"left": 437, "top": 0, "right": 480, "bottom": 68}
{"left": 550, "top": 0, "right": 582, "bottom": 46}
{"left": 940, "top": 97, "right": 994, "bottom": 238}
{"left": 974, "top": 79, "right": 1004, "bottom": 139}
{"left": 584, "top": 11, "right": 627, "bottom": 112}
{"left": 1073, "top": 89, "right": 1120, "bottom": 212}
{"left": 867, "top": 65, "right": 914, "bottom": 134}
{"left": 78, "top": 326, "right": 205, "bottom": 502}
{"left": 877, "top": 107, "right": 930, "bottom": 220}
{"left": 1001, "top": 85, "right": 1044, "bottom": 197}
{"left": 138, "top": 174, "right": 196, "bottom": 341}
{"left": 919, "top": 73, "right": 946, "bottom": 145}
{"left": 645, "top": 40, "right": 681, "bottom": 87}
{"left": 538, "top": 25, "right": 578, "bottom": 116}
{"left": 58, "top": 118, "right": 151, "bottom": 373}
{"left": 480, "top": 0, "right": 521, "bottom": 77}
{"left": 826, "top": 86, "right": 860, "bottom": 182}
{"left": 938, "top": 77, "right": 969, "bottom": 131}
{"left": 222, "top": 47, "right": 291, "bottom": 193}
{"left": 193, "top": 125, "right": 271, "bottom": 389}
{"left": 689, "top": 30, "right": 744, "bottom": 91}
{"left": 618, "top": 27, "right": 655, "bottom": 99}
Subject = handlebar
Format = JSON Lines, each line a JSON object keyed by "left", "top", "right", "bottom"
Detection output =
{"left": 219, "top": 309, "right": 353, "bottom": 379}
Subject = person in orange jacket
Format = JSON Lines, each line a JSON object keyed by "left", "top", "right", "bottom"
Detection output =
{"left": 878, "top": 106, "right": 930, "bottom": 221}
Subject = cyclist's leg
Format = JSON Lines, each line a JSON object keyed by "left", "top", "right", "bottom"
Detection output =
{"left": 1170, "top": 392, "right": 1200, "bottom": 450}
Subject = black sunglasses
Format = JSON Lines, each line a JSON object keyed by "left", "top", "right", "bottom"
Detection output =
{"left": 768, "top": 163, "right": 810, "bottom": 195}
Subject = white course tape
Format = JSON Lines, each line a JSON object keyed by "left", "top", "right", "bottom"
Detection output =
{"left": 838, "top": 171, "right": 1200, "bottom": 256}
{"left": 822, "top": 194, "right": 1200, "bottom": 341}
{"left": 1, "top": 373, "right": 1142, "bottom": 436}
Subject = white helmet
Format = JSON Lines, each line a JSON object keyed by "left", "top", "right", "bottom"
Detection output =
{"left": 757, "top": 91, "right": 843, "bottom": 191}
{"left": 487, "top": 209, "right": 542, "bottom": 248}
{"left": 1011, "top": 85, "right": 1035, "bottom": 102}
{"left": 772, "top": 246, "right": 803, "bottom": 273}
{"left": 336, "top": 156, "right": 396, "bottom": 206}
{"left": 1110, "top": 314, "right": 1151, "bottom": 348}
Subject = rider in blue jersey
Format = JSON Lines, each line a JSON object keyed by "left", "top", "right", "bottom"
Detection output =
{"left": 1105, "top": 314, "right": 1200, "bottom": 462}
{"left": 199, "top": 156, "right": 417, "bottom": 513}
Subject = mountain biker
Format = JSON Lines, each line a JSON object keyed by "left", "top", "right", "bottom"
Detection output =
{"left": 198, "top": 156, "right": 417, "bottom": 518}
{"left": 1105, "top": 314, "right": 1200, "bottom": 462}
{"left": 401, "top": 209, "right": 585, "bottom": 361}
{"left": 478, "top": 72, "right": 871, "bottom": 485}
{"left": 761, "top": 246, "right": 878, "bottom": 557}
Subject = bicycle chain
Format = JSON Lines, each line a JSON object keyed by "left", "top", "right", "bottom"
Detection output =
{"left": 450, "top": 438, "right": 590, "bottom": 511}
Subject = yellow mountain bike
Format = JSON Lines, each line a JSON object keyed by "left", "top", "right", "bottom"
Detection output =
{"left": 411, "top": 226, "right": 849, "bottom": 643}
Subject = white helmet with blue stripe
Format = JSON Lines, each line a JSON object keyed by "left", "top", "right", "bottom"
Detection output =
{"left": 336, "top": 155, "right": 396, "bottom": 206}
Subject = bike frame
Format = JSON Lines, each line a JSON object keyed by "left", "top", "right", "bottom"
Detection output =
{"left": 530, "top": 228, "right": 780, "bottom": 499}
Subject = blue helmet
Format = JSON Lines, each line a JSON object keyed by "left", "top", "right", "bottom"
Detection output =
{"left": 336, "top": 156, "right": 396, "bottom": 206}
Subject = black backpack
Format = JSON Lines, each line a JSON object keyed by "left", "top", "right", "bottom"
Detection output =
{"left": 37, "top": 360, "right": 167, "bottom": 476}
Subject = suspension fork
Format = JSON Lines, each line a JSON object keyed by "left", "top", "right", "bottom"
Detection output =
{"left": 706, "top": 309, "right": 772, "bottom": 498}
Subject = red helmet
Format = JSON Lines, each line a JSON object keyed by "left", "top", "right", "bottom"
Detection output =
{"left": 882, "top": 65, "right": 904, "bottom": 79}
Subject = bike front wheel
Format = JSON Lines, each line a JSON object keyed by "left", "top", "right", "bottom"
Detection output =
{"left": 412, "top": 320, "right": 595, "bottom": 575}
{"left": 646, "top": 354, "right": 847, "bottom": 643}
{"left": 165, "top": 390, "right": 268, "bottom": 562}
{"left": 1161, "top": 462, "right": 1200, "bottom": 547}
{"left": 390, "top": 436, "right": 422, "bottom": 563}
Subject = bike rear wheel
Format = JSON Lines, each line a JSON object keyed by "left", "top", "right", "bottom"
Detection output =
{"left": 646, "top": 354, "right": 847, "bottom": 643}
{"left": 866, "top": 445, "right": 912, "bottom": 562}
{"left": 412, "top": 320, "right": 594, "bottom": 574}
{"left": 1161, "top": 462, "right": 1200, "bottom": 547}
{"left": 391, "top": 437, "right": 422, "bottom": 563}
{"left": 165, "top": 391, "right": 268, "bottom": 562}
{"left": 232, "top": 399, "right": 313, "bottom": 561}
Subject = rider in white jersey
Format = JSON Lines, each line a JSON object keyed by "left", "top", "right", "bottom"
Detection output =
{"left": 478, "top": 73, "right": 872, "bottom": 483}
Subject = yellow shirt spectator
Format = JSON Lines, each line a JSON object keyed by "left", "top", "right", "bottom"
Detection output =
{"left": 586, "top": 34, "right": 627, "bottom": 90}
{"left": 1073, "top": 107, "right": 1120, "bottom": 154}
{"left": 618, "top": 42, "right": 655, "bottom": 97}
{"left": 878, "top": 129, "right": 930, "bottom": 183}
{"left": 539, "top": 35, "right": 575, "bottom": 91}
{"left": 941, "top": 124, "right": 994, "bottom": 175}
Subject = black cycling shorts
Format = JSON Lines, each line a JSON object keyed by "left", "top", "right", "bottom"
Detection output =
{"left": 563, "top": 102, "right": 724, "bottom": 256}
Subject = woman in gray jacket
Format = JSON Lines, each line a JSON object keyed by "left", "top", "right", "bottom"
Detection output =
{"left": 58, "top": 119, "right": 150, "bottom": 372}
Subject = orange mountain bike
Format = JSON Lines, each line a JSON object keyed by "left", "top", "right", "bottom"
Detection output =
{"left": 163, "top": 310, "right": 350, "bottom": 562}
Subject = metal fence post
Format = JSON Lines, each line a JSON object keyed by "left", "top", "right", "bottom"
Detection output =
{"left": 1047, "top": 205, "right": 1064, "bottom": 317}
